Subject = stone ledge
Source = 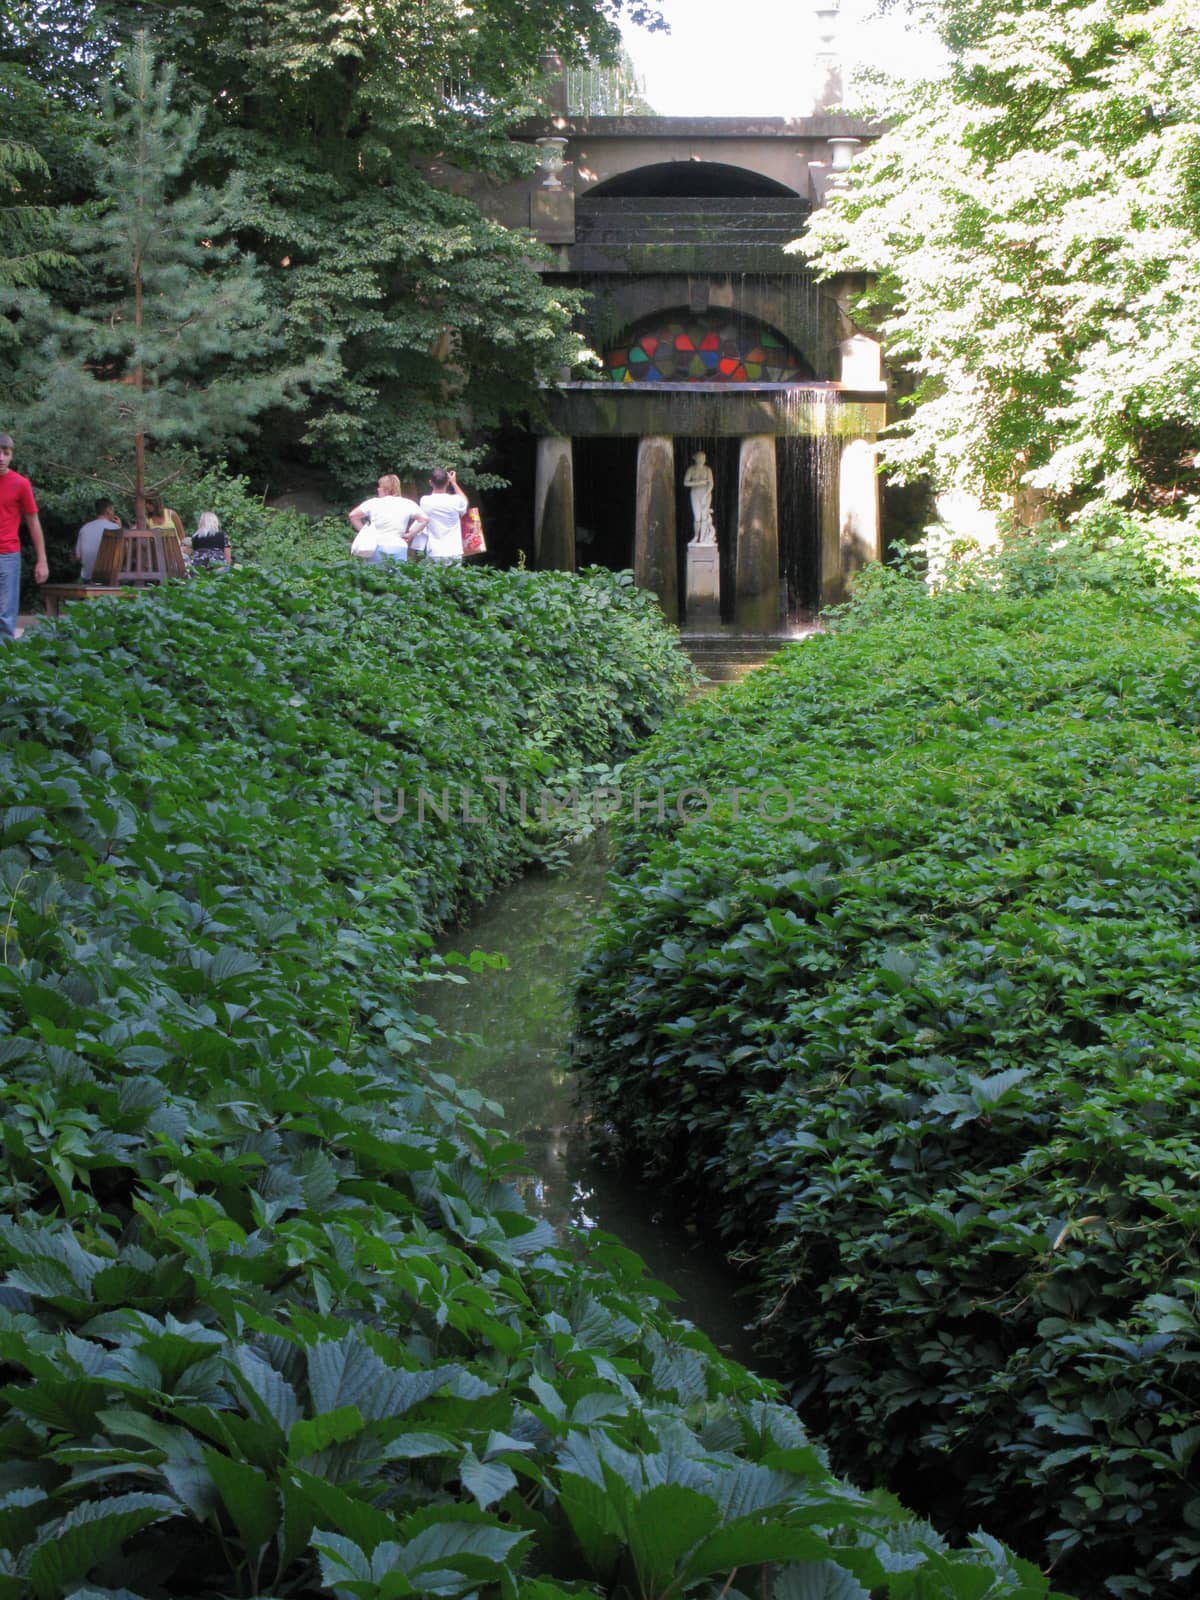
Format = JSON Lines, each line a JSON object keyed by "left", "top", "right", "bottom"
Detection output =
{"left": 515, "top": 115, "right": 882, "bottom": 140}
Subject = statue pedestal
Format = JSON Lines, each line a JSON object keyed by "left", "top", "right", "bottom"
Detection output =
{"left": 686, "top": 544, "right": 720, "bottom": 625}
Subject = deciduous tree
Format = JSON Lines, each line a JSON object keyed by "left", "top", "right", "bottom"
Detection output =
{"left": 34, "top": 0, "right": 665, "bottom": 490}
{"left": 802, "top": 0, "right": 1200, "bottom": 517}
{"left": 6, "top": 0, "right": 664, "bottom": 493}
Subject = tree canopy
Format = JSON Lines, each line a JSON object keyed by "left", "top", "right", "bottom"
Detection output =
{"left": 2, "top": 0, "right": 665, "bottom": 495}
{"left": 802, "top": 0, "right": 1200, "bottom": 521}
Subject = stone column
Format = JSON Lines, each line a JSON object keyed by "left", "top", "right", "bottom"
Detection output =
{"left": 734, "top": 435, "right": 780, "bottom": 632}
{"left": 838, "top": 334, "right": 885, "bottom": 391}
{"left": 534, "top": 436, "right": 575, "bottom": 571}
{"left": 635, "top": 436, "right": 678, "bottom": 622}
{"left": 839, "top": 438, "right": 881, "bottom": 582}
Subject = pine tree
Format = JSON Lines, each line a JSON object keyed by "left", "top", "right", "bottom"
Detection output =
{"left": 18, "top": 33, "right": 321, "bottom": 523}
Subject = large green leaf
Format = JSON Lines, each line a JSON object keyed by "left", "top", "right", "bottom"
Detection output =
{"left": 201, "top": 1449, "right": 280, "bottom": 1555}
{"left": 625, "top": 1482, "right": 721, "bottom": 1593}
{"left": 289, "top": 1405, "right": 366, "bottom": 1459}
{"left": 708, "top": 1463, "right": 814, "bottom": 1524}
{"left": 27, "top": 1493, "right": 176, "bottom": 1599}
{"left": 680, "top": 1521, "right": 836, "bottom": 1588}
{"left": 773, "top": 1562, "right": 872, "bottom": 1600}
{"left": 231, "top": 1346, "right": 303, "bottom": 1434}
{"left": 554, "top": 1471, "right": 626, "bottom": 1578}
{"left": 306, "top": 1333, "right": 452, "bottom": 1421}
{"left": 313, "top": 1528, "right": 373, "bottom": 1592}
{"left": 884, "top": 1555, "right": 998, "bottom": 1600}
{"left": 395, "top": 1509, "right": 531, "bottom": 1577}
{"left": 290, "top": 1469, "right": 401, "bottom": 1553}
{"left": 0, "top": 1488, "right": 50, "bottom": 1555}
{"left": 459, "top": 1450, "right": 519, "bottom": 1510}
{"left": 96, "top": 1406, "right": 219, "bottom": 1519}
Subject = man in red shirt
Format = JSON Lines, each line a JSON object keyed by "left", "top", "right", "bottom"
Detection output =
{"left": 0, "top": 432, "right": 48, "bottom": 640}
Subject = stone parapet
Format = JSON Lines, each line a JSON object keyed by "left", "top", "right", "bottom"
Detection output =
{"left": 575, "top": 196, "right": 812, "bottom": 245}
{"left": 513, "top": 115, "right": 880, "bottom": 141}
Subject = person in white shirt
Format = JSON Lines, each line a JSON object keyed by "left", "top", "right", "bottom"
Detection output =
{"left": 348, "top": 475, "right": 426, "bottom": 563}
{"left": 418, "top": 467, "right": 468, "bottom": 562}
{"left": 74, "top": 498, "right": 122, "bottom": 581}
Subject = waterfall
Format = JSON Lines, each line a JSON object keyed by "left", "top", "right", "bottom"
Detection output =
{"left": 776, "top": 386, "right": 836, "bottom": 622}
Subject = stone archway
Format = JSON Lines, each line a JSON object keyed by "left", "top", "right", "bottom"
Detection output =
{"left": 425, "top": 105, "right": 887, "bottom": 619}
{"left": 582, "top": 160, "right": 801, "bottom": 199}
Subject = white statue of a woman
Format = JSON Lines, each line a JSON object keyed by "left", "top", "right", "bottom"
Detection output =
{"left": 684, "top": 451, "right": 716, "bottom": 545}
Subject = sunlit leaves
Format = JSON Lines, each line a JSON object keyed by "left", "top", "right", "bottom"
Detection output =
{"left": 802, "top": 0, "right": 1200, "bottom": 513}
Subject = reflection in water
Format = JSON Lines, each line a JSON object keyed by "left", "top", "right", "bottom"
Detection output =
{"left": 420, "top": 833, "right": 764, "bottom": 1366}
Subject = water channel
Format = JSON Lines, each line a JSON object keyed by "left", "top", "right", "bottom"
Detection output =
{"left": 419, "top": 830, "right": 765, "bottom": 1370}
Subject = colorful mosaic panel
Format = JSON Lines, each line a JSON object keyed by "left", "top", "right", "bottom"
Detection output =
{"left": 603, "top": 316, "right": 811, "bottom": 383}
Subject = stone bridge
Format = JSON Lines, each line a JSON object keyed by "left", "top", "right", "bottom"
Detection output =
{"left": 430, "top": 95, "right": 886, "bottom": 628}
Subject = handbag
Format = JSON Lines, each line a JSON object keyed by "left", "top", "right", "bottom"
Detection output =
{"left": 407, "top": 529, "right": 430, "bottom": 559}
{"left": 351, "top": 525, "right": 377, "bottom": 557}
{"left": 461, "top": 506, "right": 486, "bottom": 557}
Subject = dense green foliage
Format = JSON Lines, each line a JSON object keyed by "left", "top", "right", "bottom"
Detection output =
{"left": 0, "top": 566, "right": 1058, "bottom": 1599}
{"left": 0, "top": 8, "right": 84, "bottom": 302}
{"left": 2, "top": 0, "right": 662, "bottom": 497}
{"left": 0, "top": 136, "right": 66, "bottom": 297}
{"left": 573, "top": 558, "right": 1200, "bottom": 1597}
{"left": 159, "top": 465, "right": 350, "bottom": 570}
{"left": 802, "top": 0, "right": 1200, "bottom": 522}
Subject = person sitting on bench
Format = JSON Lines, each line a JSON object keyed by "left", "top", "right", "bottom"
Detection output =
{"left": 75, "top": 498, "right": 122, "bottom": 581}
{"left": 188, "top": 511, "right": 232, "bottom": 572}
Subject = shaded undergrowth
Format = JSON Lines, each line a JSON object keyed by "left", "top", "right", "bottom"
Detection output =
{"left": 574, "top": 569, "right": 1200, "bottom": 1599}
{"left": 0, "top": 565, "right": 1061, "bottom": 1599}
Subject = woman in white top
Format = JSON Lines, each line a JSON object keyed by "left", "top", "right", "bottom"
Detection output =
{"left": 418, "top": 468, "right": 469, "bottom": 562}
{"left": 348, "top": 475, "right": 426, "bottom": 562}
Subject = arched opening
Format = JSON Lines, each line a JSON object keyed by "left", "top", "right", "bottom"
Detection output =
{"left": 583, "top": 162, "right": 800, "bottom": 199}
{"left": 602, "top": 309, "right": 814, "bottom": 384}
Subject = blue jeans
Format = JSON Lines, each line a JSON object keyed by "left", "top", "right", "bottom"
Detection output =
{"left": 0, "top": 551, "right": 20, "bottom": 641}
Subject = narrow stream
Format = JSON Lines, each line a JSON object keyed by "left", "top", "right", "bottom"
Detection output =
{"left": 419, "top": 831, "right": 764, "bottom": 1368}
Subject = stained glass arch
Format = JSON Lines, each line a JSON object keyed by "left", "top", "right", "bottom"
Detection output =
{"left": 602, "top": 312, "right": 812, "bottom": 384}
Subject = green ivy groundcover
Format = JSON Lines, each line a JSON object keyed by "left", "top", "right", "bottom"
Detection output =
{"left": 0, "top": 563, "right": 1060, "bottom": 1600}
{"left": 574, "top": 573, "right": 1200, "bottom": 1600}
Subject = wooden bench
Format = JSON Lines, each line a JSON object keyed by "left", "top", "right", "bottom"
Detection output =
{"left": 40, "top": 583, "right": 129, "bottom": 619}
